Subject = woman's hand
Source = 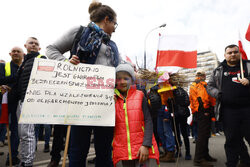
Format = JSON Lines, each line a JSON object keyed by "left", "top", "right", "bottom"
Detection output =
{"left": 137, "top": 145, "right": 149, "bottom": 163}
{"left": 69, "top": 55, "right": 80, "bottom": 65}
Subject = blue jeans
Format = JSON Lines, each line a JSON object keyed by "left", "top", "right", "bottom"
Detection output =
{"left": 157, "top": 116, "right": 175, "bottom": 152}
{"left": 35, "top": 124, "right": 51, "bottom": 145}
{"left": 69, "top": 126, "right": 114, "bottom": 167}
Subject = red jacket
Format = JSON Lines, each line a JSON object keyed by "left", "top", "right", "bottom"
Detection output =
{"left": 113, "top": 87, "right": 159, "bottom": 166}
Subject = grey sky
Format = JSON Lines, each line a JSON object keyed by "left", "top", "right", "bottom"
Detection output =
{"left": 0, "top": 0, "right": 249, "bottom": 69}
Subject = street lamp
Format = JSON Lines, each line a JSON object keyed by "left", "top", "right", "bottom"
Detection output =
{"left": 144, "top": 23, "right": 166, "bottom": 69}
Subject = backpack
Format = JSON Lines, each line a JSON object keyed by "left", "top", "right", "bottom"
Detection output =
{"left": 70, "top": 26, "right": 86, "bottom": 59}
{"left": 148, "top": 88, "right": 162, "bottom": 111}
{"left": 173, "top": 88, "right": 191, "bottom": 118}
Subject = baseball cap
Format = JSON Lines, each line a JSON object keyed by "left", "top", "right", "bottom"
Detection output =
{"left": 196, "top": 69, "right": 205, "bottom": 75}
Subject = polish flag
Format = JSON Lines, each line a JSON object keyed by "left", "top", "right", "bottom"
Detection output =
{"left": 238, "top": 40, "right": 248, "bottom": 60}
{"left": 155, "top": 35, "right": 197, "bottom": 71}
{"left": 0, "top": 92, "right": 8, "bottom": 124}
{"left": 246, "top": 23, "right": 250, "bottom": 42}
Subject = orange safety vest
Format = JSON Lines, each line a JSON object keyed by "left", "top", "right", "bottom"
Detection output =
{"left": 113, "top": 87, "right": 159, "bottom": 166}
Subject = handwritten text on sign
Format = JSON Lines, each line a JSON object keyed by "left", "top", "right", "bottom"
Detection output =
{"left": 19, "top": 59, "right": 115, "bottom": 126}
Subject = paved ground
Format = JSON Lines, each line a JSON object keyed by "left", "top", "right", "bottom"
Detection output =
{"left": 0, "top": 134, "right": 232, "bottom": 167}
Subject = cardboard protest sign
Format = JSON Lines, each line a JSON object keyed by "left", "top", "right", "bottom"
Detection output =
{"left": 19, "top": 59, "right": 115, "bottom": 126}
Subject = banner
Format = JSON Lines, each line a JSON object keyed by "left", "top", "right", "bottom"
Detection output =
{"left": 19, "top": 59, "right": 115, "bottom": 126}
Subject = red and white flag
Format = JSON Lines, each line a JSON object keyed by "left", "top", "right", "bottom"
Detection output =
{"left": 155, "top": 35, "right": 197, "bottom": 71}
{"left": 238, "top": 40, "right": 248, "bottom": 60}
{"left": 246, "top": 23, "right": 250, "bottom": 42}
{"left": 0, "top": 92, "right": 9, "bottom": 124}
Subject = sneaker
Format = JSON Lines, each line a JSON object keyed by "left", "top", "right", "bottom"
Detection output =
{"left": 6, "top": 157, "right": 20, "bottom": 166}
{"left": 188, "top": 136, "right": 193, "bottom": 139}
{"left": 193, "top": 159, "right": 214, "bottom": 166}
{"left": 43, "top": 144, "right": 50, "bottom": 153}
{"left": 185, "top": 154, "right": 192, "bottom": 160}
{"left": 215, "top": 133, "right": 221, "bottom": 136}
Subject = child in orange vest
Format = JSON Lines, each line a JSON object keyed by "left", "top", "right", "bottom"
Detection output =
{"left": 113, "top": 63, "right": 159, "bottom": 167}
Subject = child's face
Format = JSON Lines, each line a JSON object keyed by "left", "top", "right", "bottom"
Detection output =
{"left": 116, "top": 71, "right": 132, "bottom": 93}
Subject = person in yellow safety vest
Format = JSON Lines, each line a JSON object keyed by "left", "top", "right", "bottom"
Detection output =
{"left": 16, "top": 37, "right": 47, "bottom": 167}
{"left": 0, "top": 47, "right": 24, "bottom": 166}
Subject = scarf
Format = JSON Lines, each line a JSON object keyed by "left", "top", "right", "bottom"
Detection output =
{"left": 77, "top": 22, "right": 119, "bottom": 67}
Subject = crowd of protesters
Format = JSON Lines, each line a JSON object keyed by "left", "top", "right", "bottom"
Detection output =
{"left": 0, "top": 1, "right": 250, "bottom": 167}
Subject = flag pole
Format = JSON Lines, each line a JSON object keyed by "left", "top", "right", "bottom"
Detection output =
{"left": 239, "top": 31, "right": 245, "bottom": 79}
{"left": 62, "top": 125, "right": 71, "bottom": 167}
{"left": 144, "top": 24, "right": 166, "bottom": 69}
{"left": 6, "top": 124, "right": 12, "bottom": 167}
{"left": 240, "top": 53, "right": 244, "bottom": 79}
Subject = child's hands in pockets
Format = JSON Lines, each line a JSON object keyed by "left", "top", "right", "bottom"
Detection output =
{"left": 137, "top": 145, "right": 149, "bottom": 163}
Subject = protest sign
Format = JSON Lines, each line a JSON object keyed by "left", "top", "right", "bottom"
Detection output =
{"left": 19, "top": 59, "right": 115, "bottom": 126}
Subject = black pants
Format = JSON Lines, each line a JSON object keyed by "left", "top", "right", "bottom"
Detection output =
{"left": 152, "top": 115, "right": 160, "bottom": 148}
{"left": 194, "top": 112, "right": 211, "bottom": 161}
{"left": 50, "top": 125, "right": 67, "bottom": 162}
{"left": 69, "top": 126, "right": 114, "bottom": 167}
{"left": 8, "top": 101, "right": 19, "bottom": 159}
{"left": 173, "top": 116, "right": 190, "bottom": 155}
{"left": 222, "top": 106, "right": 250, "bottom": 167}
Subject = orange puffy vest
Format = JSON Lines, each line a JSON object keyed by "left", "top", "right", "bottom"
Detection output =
{"left": 113, "top": 87, "right": 159, "bottom": 166}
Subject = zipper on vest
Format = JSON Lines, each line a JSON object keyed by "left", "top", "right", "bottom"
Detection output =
{"left": 123, "top": 99, "right": 126, "bottom": 109}
{"left": 123, "top": 99, "right": 132, "bottom": 160}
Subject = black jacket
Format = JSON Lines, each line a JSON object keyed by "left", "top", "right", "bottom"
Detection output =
{"left": 17, "top": 52, "right": 46, "bottom": 102}
{"left": 168, "top": 87, "right": 190, "bottom": 118}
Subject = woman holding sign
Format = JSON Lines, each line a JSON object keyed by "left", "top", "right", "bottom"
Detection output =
{"left": 46, "top": 1, "right": 120, "bottom": 167}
